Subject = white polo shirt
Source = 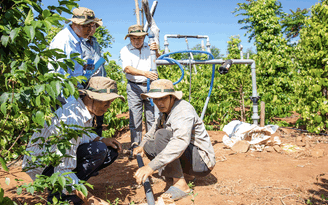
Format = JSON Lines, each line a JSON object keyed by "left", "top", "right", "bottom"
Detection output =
{"left": 22, "top": 98, "right": 98, "bottom": 194}
{"left": 120, "top": 43, "right": 151, "bottom": 83}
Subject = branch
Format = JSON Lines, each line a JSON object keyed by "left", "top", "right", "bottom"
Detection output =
{"left": 7, "top": 128, "right": 25, "bottom": 153}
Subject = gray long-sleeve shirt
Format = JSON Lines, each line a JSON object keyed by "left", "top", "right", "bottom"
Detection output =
{"left": 140, "top": 99, "right": 216, "bottom": 171}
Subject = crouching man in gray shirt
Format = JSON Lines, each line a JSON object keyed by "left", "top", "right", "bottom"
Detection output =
{"left": 133, "top": 79, "right": 216, "bottom": 201}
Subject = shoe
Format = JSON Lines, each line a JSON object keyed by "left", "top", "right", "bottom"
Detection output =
{"left": 164, "top": 186, "right": 192, "bottom": 201}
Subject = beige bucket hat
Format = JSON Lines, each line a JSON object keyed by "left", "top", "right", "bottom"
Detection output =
{"left": 68, "top": 7, "right": 102, "bottom": 26}
{"left": 141, "top": 79, "right": 183, "bottom": 100}
{"left": 79, "top": 77, "right": 125, "bottom": 102}
{"left": 124, "top": 24, "right": 148, "bottom": 40}
{"left": 95, "top": 20, "right": 103, "bottom": 27}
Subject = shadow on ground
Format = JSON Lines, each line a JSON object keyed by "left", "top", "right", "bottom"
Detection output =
{"left": 306, "top": 173, "right": 328, "bottom": 204}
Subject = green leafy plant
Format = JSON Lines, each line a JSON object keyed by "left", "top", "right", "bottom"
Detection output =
{"left": 103, "top": 60, "right": 129, "bottom": 138}
{"left": 294, "top": 0, "right": 328, "bottom": 133}
{"left": 0, "top": 0, "right": 100, "bottom": 204}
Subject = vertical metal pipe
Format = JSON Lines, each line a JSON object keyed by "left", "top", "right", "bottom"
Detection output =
{"left": 148, "top": 30, "right": 159, "bottom": 119}
{"left": 164, "top": 35, "right": 169, "bottom": 53}
{"left": 201, "top": 40, "right": 205, "bottom": 51}
{"left": 184, "top": 38, "right": 197, "bottom": 74}
{"left": 206, "top": 38, "right": 211, "bottom": 53}
{"left": 239, "top": 44, "right": 243, "bottom": 60}
{"left": 251, "top": 62, "right": 260, "bottom": 125}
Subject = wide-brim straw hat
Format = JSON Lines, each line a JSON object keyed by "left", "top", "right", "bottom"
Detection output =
{"left": 79, "top": 77, "right": 125, "bottom": 102}
{"left": 68, "top": 7, "right": 101, "bottom": 25}
{"left": 141, "top": 79, "right": 183, "bottom": 100}
{"left": 124, "top": 24, "right": 148, "bottom": 40}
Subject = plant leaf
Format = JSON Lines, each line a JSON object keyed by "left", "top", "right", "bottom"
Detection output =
{"left": 34, "top": 84, "right": 45, "bottom": 95}
{"left": 25, "top": 9, "right": 34, "bottom": 25}
{"left": 35, "top": 111, "right": 45, "bottom": 126}
{"left": 0, "top": 157, "right": 8, "bottom": 172}
{"left": 16, "top": 187, "right": 22, "bottom": 195}
{"left": 50, "top": 81, "right": 61, "bottom": 97}
{"left": 80, "top": 184, "right": 88, "bottom": 197}
{"left": 10, "top": 28, "right": 20, "bottom": 42}
{"left": 1, "top": 35, "right": 10, "bottom": 47}
{"left": 46, "top": 84, "right": 56, "bottom": 100}
{"left": 58, "top": 176, "right": 66, "bottom": 188}
{"left": 0, "top": 187, "right": 4, "bottom": 203}
{"left": 5, "top": 177, "right": 10, "bottom": 186}
{"left": 0, "top": 102, "right": 6, "bottom": 115}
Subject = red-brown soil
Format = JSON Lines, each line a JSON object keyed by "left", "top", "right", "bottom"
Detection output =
{"left": 1, "top": 127, "right": 328, "bottom": 205}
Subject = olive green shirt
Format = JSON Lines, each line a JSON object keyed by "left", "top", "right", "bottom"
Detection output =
{"left": 140, "top": 99, "right": 216, "bottom": 171}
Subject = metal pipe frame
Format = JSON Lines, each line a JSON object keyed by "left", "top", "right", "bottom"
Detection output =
{"left": 156, "top": 58, "right": 260, "bottom": 125}
{"left": 156, "top": 59, "right": 254, "bottom": 65}
{"left": 164, "top": 34, "right": 211, "bottom": 54}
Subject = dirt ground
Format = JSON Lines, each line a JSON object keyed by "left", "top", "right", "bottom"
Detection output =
{"left": 1, "top": 126, "right": 328, "bottom": 205}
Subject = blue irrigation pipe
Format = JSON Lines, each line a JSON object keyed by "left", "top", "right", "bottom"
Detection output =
{"left": 157, "top": 50, "right": 215, "bottom": 120}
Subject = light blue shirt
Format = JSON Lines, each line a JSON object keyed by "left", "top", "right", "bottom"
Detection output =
{"left": 81, "top": 36, "right": 106, "bottom": 78}
{"left": 49, "top": 25, "right": 84, "bottom": 78}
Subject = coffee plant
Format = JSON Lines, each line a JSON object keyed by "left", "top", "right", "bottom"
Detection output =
{"left": 294, "top": 0, "right": 328, "bottom": 133}
{"left": 0, "top": 0, "right": 94, "bottom": 203}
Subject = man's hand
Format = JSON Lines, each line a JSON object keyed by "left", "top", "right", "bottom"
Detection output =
{"left": 134, "top": 165, "right": 154, "bottom": 185}
{"left": 133, "top": 146, "right": 145, "bottom": 157}
{"left": 101, "top": 138, "right": 122, "bottom": 152}
{"left": 149, "top": 42, "right": 159, "bottom": 51}
{"left": 149, "top": 42, "right": 161, "bottom": 58}
{"left": 144, "top": 71, "right": 158, "bottom": 80}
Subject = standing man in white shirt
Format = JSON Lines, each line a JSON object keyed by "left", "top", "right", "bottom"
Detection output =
{"left": 23, "top": 77, "right": 124, "bottom": 205}
{"left": 120, "top": 24, "right": 160, "bottom": 159}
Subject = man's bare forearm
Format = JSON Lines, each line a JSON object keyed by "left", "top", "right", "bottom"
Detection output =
{"left": 124, "top": 66, "right": 146, "bottom": 77}
{"left": 124, "top": 66, "right": 158, "bottom": 80}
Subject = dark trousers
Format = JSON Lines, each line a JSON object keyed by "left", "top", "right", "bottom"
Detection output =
{"left": 143, "top": 129, "right": 211, "bottom": 179}
{"left": 42, "top": 141, "right": 118, "bottom": 205}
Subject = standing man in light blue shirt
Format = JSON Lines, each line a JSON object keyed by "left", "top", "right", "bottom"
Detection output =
{"left": 49, "top": 7, "right": 102, "bottom": 104}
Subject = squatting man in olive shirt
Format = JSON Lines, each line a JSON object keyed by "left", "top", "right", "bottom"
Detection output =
{"left": 133, "top": 79, "right": 216, "bottom": 201}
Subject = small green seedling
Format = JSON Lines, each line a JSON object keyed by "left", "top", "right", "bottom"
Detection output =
{"left": 307, "top": 199, "right": 313, "bottom": 205}
{"left": 106, "top": 197, "right": 120, "bottom": 205}
{"left": 188, "top": 181, "right": 195, "bottom": 189}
